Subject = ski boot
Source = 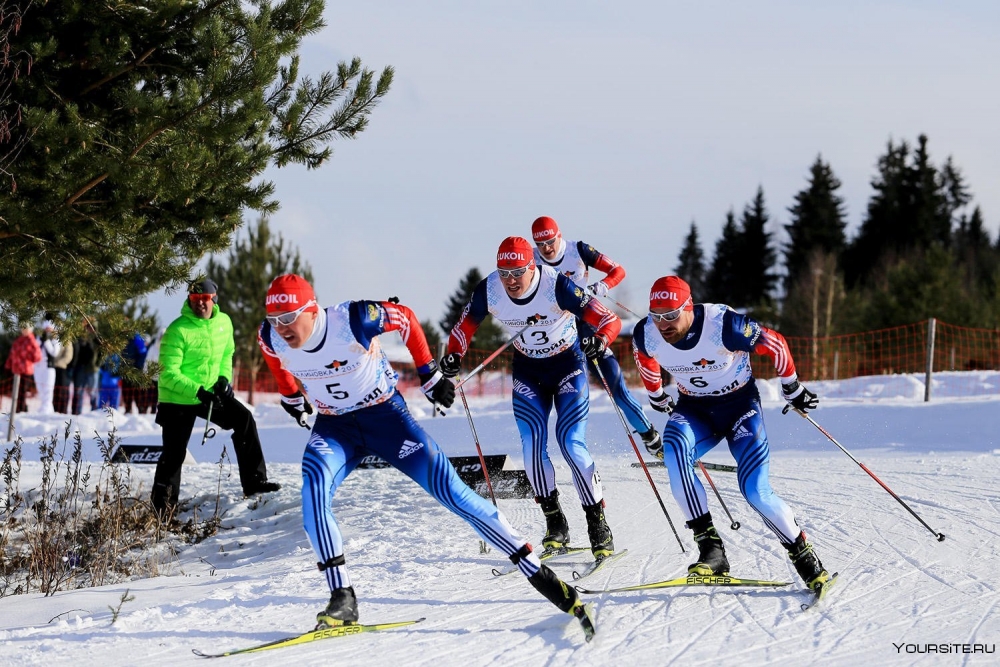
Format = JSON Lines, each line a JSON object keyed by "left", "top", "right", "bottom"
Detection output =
{"left": 537, "top": 490, "right": 570, "bottom": 551}
{"left": 527, "top": 563, "right": 595, "bottom": 639}
{"left": 316, "top": 586, "right": 359, "bottom": 628}
{"left": 785, "top": 532, "right": 831, "bottom": 592}
{"left": 527, "top": 563, "right": 582, "bottom": 614}
{"left": 582, "top": 500, "right": 615, "bottom": 558}
{"left": 639, "top": 427, "right": 663, "bottom": 460}
{"left": 686, "top": 512, "right": 730, "bottom": 576}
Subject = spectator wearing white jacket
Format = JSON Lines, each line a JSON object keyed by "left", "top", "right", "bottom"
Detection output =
{"left": 34, "top": 321, "right": 62, "bottom": 414}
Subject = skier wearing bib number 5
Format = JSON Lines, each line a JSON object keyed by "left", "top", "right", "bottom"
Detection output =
{"left": 630, "top": 275, "right": 832, "bottom": 594}
{"left": 441, "top": 237, "right": 623, "bottom": 561}
{"left": 258, "top": 274, "right": 594, "bottom": 634}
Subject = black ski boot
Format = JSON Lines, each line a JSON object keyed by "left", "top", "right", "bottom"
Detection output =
{"left": 639, "top": 427, "right": 663, "bottom": 459}
{"left": 582, "top": 500, "right": 615, "bottom": 558}
{"left": 537, "top": 490, "right": 570, "bottom": 550}
{"left": 785, "top": 532, "right": 831, "bottom": 592}
{"left": 316, "top": 586, "right": 359, "bottom": 628}
{"left": 687, "top": 512, "right": 730, "bottom": 576}
{"left": 527, "top": 563, "right": 582, "bottom": 613}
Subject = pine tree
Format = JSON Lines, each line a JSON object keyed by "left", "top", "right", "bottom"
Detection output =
{"left": 205, "top": 217, "right": 312, "bottom": 405}
{"left": 0, "top": 0, "right": 392, "bottom": 338}
{"left": 844, "top": 135, "right": 969, "bottom": 287}
{"left": 704, "top": 210, "right": 742, "bottom": 305}
{"left": 735, "top": 187, "right": 778, "bottom": 310}
{"left": 439, "top": 268, "right": 505, "bottom": 352}
{"left": 784, "top": 156, "right": 848, "bottom": 290}
{"left": 674, "top": 222, "right": 706, "bottom": 300}
{"left": 953, "top": 206, "right": 996, "bottom": 297}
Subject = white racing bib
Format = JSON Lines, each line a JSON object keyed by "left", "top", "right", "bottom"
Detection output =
{"left": 640, "top": 304, "right": 753, "bottom": 397}
{"left": 485, "top": 266, "right": 579, "bottom": 359}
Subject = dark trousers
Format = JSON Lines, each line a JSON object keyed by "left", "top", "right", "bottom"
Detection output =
{"left": 136, "top": 381, "right": 157, "bottom": 414}
{"left": 53, "top": 368, "right": 71, "bottom": 414}
{"left": 14, "top": 374, "right": 32, "bottom": 412}
{"left": 152, "top": 395, "right": 269, "bottom": 509}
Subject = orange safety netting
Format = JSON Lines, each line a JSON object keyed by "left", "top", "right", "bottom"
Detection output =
{"left": 4, "top": 319, "right": 1000, "bottom": 412}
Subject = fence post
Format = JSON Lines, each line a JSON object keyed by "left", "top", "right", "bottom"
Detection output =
{"left": 6, "top": 374, "right": 20, "bottom": 441}
{"left": 924, "top": 318, "right": 936, "bottom": 402}
{"left": 833, "top": 351, "right": 839, "bottom": 381}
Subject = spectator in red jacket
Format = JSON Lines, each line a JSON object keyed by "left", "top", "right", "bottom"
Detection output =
{"left": 4, "top": 327, "right": 43, "bottom": 413}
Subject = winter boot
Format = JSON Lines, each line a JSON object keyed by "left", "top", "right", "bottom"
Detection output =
{"left": 582, "top": 500, "right": 615, "bottom": 558}
{"left": 687, "top": 512, "right": 730, "bottom": 576}
{"left": 785, "top": 532, "right": 830, "bottom": 592}
{"left": 151, "top": 482, "right": 177, "bottom": 522}
{"left": 527, "top": 563, "right": 583, "bottom": 615}
{"left": 537, "top": 490, "right": 570, "bottom": 550}
{"left": 316, "top": 586, "right": 359, "bottom": 628}
{"left": 244, "top": 480, "right": 281, "bottom": 496}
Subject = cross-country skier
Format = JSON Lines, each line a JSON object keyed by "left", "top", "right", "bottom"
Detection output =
{"left": 630, "top": 275, "right": 831, "bottom": 593}
{"left": 531, "top": 215, "right": 660, "bottom": 452}
{"left": 258, "top": 274, "right": 591, "bottom": 631}
{"left": 440, "top": 237, "right": 622, "bottom": 560}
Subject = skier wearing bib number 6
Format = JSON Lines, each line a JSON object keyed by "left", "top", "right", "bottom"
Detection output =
{"left": 258, "top": 274, "right": 595, "bottom": 637}
{"left": 630, "top": 275, "right": 832, "bottom": 595}
{"left": 441, "top": 237, "right": 623, "bottom": 562}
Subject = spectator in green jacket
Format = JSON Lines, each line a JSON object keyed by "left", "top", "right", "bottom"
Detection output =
{"left": 152, "top": 279, "right": 279, "bottom": 517}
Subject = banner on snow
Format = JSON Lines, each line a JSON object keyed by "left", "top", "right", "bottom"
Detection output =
{"left": 357, "top": 453, "right": 533, "bottom": 499}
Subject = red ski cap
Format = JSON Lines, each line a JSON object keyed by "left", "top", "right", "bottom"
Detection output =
{"left": 496, "top": 236, "right": 536, "bottom": 269}
{"left": 649, "top": 275, "right": 693, "bottom": 311}
{"left": 531, "top": 216, "right": 560, "bottom": 243}
{"left": 266, "top": 274, "right": 318, "bottom": 314}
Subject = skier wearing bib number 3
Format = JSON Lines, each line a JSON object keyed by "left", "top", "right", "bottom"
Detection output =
{"left": 258, "top": 274, "right": 593, "bottom": 634}
{"left": 441, "top": 237, "right": 623, "bottom": 561}
{"left": 630, "top": 275, "right": 832, "bottom": 594}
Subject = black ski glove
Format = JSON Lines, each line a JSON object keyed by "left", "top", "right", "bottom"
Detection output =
{"left": 579, "top": 336, "right": 607, "bottom": 361}
{"left": 281, "top": 391, "right": 314, "bottom": 428}
{"left": 197, "top": 386, "right": 221, "bottom": 409}
{"left": 213, "top": 376, "right": 234, "bottom": 401}
{"left": 782, "top": 380, "right": 819, "bottom": 413}
{"left": 420, "top": 361, "right": 456, "bottom": 408}
{"left": 648, "top": 390, "right": 675, "bottom": 414}
{"left": 439, "top": 353, "right": 462, "bottom": 379}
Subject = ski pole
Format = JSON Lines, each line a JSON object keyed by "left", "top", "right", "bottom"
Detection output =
{"left": 453, "top": 316, "right": 538, "bottom": 391}
{"left": 457, "top": 383, "right": 497, "bottom": 507}
{"left": 696, "top": 460, "right": 740, "bottom": 530}
{"left": 200, "top": 401, "right": 217, "bottom": 446}
{"left": 454, "top": 381, "right": 497, "bottom": 554}
{"left": 591, "top": 358, "right": 685, "bottom": 552}
{"left": 590, "top": 291, "right": 642, "bottom": 319}
{"left": 783, "top": 405, "right": 945, "bottom": 542}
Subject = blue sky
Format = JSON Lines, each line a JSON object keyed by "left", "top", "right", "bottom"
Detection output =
{"left": 149, "top": 1, "right": 1000, "bottom": 329}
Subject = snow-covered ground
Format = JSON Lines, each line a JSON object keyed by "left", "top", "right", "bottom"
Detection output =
{"left": 1, "top": 374, "right": 999, "bottom": 666}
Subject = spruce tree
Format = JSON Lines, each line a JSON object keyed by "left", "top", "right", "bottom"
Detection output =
{"left": 0, "top": 0, "right": 392, "bottom": 337}
{"left": 205, "top": 217, "right": 312, "bottom": 405}
{"left": 953, "top": 206, "right": 996, "bottom": 297}
{"left": 735, "top": 187, "right": 778, "bottom": 309}
{"left": 704, "top": 210, "right": 742, "bottom": 305}
{"left": 674, "top": 222, "right": 706, "bottom": 300}
{"left": 844, "top": 135, "right": 969, "bottom": 287}
{"left": 784, "top": 156, "right": 848, "bottom": 290}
